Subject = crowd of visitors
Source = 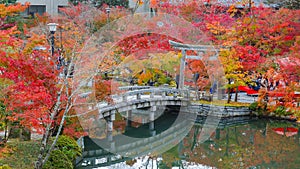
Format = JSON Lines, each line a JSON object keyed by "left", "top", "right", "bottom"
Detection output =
{"left": 248, "top": 72, "right": 288, "bottom": 91}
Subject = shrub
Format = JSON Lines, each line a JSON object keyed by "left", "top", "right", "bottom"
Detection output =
{"left": 43, "top": 135, "right": 81, "bottom": 169}
{"left": 55, "top": 135, "right": 81, "bottom": 161}
{"left": 43, "top": 150, "right": 73, "bottom": 169}
{"left": 249, "top": 102, "right": 258, "bottom": 111}
{"left": 249, "top": 102, "right": 267, "bottom": 115}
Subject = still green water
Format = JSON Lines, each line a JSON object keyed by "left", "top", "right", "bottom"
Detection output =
{"left": 77, "top": 113, "right": 300, "bottom": 169}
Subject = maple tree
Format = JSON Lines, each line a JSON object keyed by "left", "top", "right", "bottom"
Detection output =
{"left": 120, "top": 52, "right": 179, "bottom": 86}
{"left": 0, "top": 23, "right": 62, "bottom": 169}
{"left": 0, "top": 3, "right": 106, "bottom": 168}
{"left": 156, "top": 1, "right": 300, "bottom": 113}
{"left": 219, "top": 48, "right": 247, "bottom": 103}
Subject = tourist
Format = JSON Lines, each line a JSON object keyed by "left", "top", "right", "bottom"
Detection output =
{"left": 260, "top": 75, "right": 269, "bottom": 90}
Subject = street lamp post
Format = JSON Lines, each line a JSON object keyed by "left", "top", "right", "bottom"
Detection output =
{"left": 47, "top": 23, "right": 58, "bottom": 57}
{"left": 106, "top": 7, "right": 111, "bottom": 24}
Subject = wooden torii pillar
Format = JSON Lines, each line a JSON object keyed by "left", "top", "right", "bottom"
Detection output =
{"left": 169, "top": 40, "right": 221, "bottom": 90}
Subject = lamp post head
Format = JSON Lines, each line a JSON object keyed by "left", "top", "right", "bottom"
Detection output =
{"left": 47, "top": 23, "right": 58, "bottom": 33}
{"left": 106, "top": 7, "right": 111, "bottom": 14}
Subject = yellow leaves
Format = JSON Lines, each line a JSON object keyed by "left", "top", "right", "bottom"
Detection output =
{"left": 137, "top": 71, "right": 153, "bottom": 84}
{"left": 23, "top": 33, "right": 47, "bottom": 53}
{"left": 134, "top": 0, "right": 144, "bottom": 5}
{"left": 227, "top": 5, "right": 238, "bottom": 17}
{"left": 177, "top": 52, "right": 182, "bottom": 59}
{"left": 138, "top": 0, "right": 144, "bottom": 5}
{"left": 219, "top": 48, "right": 243, "bottom": 76}
{"left": 206, "top": 22, "right": 226, "bottom": 35}
{"left": 242, "top": 17, "right": 252, "bottom": 25}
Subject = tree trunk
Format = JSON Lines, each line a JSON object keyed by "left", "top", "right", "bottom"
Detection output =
{"left": 4, "top": 120, "right": 8, "bottom": 140}
{"left": 35, "top": 86, "right": 64, "bottom": 169}
{"left": 38, "top": 62, "right": 74, "bottom": 168}
{"left": 227, "top": 79, "right": 231, "bottom": 103}
{"left": 234, "top": 86, "right": 238, "bottom": 102}
{"left": 227, "top": 89, "right": 231, "bottom": 103}
{"left": 19, "top": 127, "right": 31, "bottom": 141}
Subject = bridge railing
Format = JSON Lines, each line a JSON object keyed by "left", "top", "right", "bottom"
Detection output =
{"left": 117, "top": 88, "right": 190, "bottom": 102}
{"left": 118, "top": 85, "right": 152, "bottom": 91}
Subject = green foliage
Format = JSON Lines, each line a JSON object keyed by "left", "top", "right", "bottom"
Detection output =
{"left": 55, "top": 135, "right": 81, "bottom": 161}
{"left": 249, "top": 102, "right": 259, "bottom": 111}
{"left": 0, "top": 0, "right": 16, "bottom": 5}
{"left": 157, "top": 75, "right": 172, "bottom": 86}
{"left": 0, "top": 101, "right": 7, "bottom": 131}
{"left": 43, "top": 135, "right": 81, "bottom": 169}
{"left": 158, "top": 162, "right": 171, "bottom": 169}
{"left": 43, "top": 150, "right": 73, "bottom": 169}
{"left": 274, "top": 106, "right": 291, "bottom": 116}
{"left": 249, "top": 102, "right": 267, "bottom": 115}
{"left": 7, "top": 127, "right": 20, "bottom": 139}
{"left": 0, "top": 165, "right": 12, "bottom": 169}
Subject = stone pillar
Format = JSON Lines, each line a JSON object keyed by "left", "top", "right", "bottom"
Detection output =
{"left": 107, "top": 120, "right": 113, "bottom": 133}
{"left": 149, "top": 106, "right": 156, "bottom": 136}
{"left": 107, "top": 116, "right": 115, "bottom": 153}
{"left": 109, "top": 136, "right": 115, "bottom": 153}
{"left": 217, "top": 81, "right": 224, "bottom": 100}
{"left": 174, "top": 91, "right": 178, "bottom": 98}
{"left": 107, "top": 114, "right": 115, "bottom": 133}
{"left": 179, "top": 50, "right": 186, "bottom": 89}
{"left": 126, "top": 110, "right": 132, "bottom": 127}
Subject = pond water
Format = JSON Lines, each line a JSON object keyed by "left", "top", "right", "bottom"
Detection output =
{"left": 76, "top": 110, "right": 300, "bottom": 169}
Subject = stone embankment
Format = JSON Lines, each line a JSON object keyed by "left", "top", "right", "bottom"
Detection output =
{"left": 190, "top": 104, "right": 251, "bottom": 117}
{"left": 191, "top": 103, "right": 298, "bottom": 122}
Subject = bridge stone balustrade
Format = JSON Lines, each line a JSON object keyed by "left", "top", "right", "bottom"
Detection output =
{"left": 99, "top": 89, "right": 190, "bottom": 117}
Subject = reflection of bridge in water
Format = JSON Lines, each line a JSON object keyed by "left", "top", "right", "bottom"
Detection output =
{"left": 75, "top": 113, "right": 255, "bottom": 169}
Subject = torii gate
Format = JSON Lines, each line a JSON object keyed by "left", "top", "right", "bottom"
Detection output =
{"left": 169, "top": 40, "right": 222, "bottom": 92}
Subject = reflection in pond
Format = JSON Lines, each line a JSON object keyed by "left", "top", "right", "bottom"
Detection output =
{"left": 76, "top": 111, "right": 300, "bottom": 169}
{"left": 183, "top": 118, "right": 300, "bottom": 169}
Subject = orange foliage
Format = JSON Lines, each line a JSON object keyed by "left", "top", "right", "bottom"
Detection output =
{"left": 0, "top": 2, "right": 29, "bottom": 18}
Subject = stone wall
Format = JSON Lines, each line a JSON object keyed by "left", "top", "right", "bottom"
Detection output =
{"left": 190, "top": 104, "right": 251, "bottom": 117}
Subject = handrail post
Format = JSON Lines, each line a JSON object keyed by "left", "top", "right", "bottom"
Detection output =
{"left": 150, "top": 90, "right": 154, "bottom": 98}
{"left": 137, "top": 93, "right": 141, "bottom": 100}
{"left": 122, "top": 94, "right": 127, "bottom": 102}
